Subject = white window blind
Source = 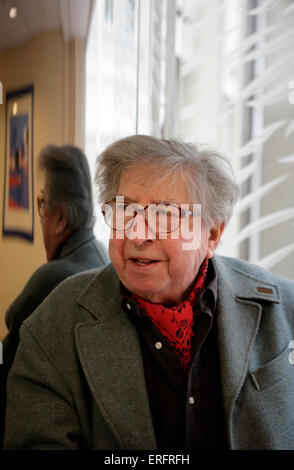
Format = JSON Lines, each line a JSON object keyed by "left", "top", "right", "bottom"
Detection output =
{"left": 86, "top": 0, "right": 294, "bottom": 280}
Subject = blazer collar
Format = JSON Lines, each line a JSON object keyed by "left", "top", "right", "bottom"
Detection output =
{"left": 78, "top": 256, "right": 280, "bottom": 318}
{"left": 77, "top": 263, "right": 122, "bottom": 320}
{"left": 59, "top": 228, "right": 95, "bottom": 259}
{"left": 212, "top": 255, "right": 280, "bottom": 304}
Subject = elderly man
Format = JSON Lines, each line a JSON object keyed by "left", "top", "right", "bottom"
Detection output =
{"left": 3, "top": 136, "right": 294, "bottom": 450}
{"left": 0, "top": 144, "right": 109, "bottom": 447}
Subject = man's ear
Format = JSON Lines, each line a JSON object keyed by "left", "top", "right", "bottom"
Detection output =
{"left": 54, "top": 207, "right": 68, "bottom": 236}
{"left": 206, "top": 222, "right": 225, "bottom": 259}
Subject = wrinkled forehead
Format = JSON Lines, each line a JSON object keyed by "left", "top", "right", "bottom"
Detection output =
{"left": 117, "top": 165, "right": 191, "bottom": 203}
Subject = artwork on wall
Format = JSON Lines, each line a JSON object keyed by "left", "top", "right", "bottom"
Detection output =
{"left": 2, "top": 86, "right": 34, "bottom": 241}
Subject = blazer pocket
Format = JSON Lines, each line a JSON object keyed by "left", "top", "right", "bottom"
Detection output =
{"left": 250, "top": 345, "right": 293, "bottom": 391}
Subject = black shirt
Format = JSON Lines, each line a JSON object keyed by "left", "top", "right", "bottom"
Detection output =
{"left": 121, "top": 258, "right": 228, "bottom": 450}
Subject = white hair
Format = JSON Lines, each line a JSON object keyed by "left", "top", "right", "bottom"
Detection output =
{"left": 95, "top": 135, "right": 239, "bottom": 229}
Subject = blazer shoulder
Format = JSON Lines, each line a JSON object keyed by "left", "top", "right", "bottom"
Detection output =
{"left": 5, "top": 261, "right": 67, "bottom": 329}
{"left": 60, "top": 238, "right": 109, "bottom": 270}
{"left": 24, "top": 267, "right": 104, "bottom": 330}
{"left": 21, "top": 266, "right": 113, "bottom": 368}
{"left": 215, "top": 254, "right": 293, "bottom": 282}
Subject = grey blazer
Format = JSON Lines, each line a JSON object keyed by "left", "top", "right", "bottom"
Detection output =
{"left": 3, "top": 255, "right": 294, "bottom": 450}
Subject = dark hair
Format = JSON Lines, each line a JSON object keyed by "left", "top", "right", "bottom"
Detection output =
{"left": 38, "top": 144, "right": 94, "bottom": 230}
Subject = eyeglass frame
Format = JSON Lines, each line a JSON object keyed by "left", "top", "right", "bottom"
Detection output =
{"left": 101, "top": 198, "right": 200, "bottom": 234}
{"left": 37, "top": 195, "right": 46, "bottom": 217}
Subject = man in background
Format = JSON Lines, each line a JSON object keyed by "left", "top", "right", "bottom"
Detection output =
{"left": 0, "top": 144, "right": 109, "bottom": 446}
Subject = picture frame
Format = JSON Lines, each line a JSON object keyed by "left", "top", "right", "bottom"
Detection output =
{"left": 2, "top": 86, "right": 34, "bottom": 241}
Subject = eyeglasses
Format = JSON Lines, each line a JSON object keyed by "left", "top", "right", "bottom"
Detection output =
{"left": 102, "top": 199, "right": 199, "bottom": 234}
{"left": 37, "top": 195, "right": 46, "bottom": 217}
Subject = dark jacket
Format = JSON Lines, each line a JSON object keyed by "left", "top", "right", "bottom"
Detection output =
{"left": 0, "top": 228, "right": 109, "bottom": 447}
{"left": 3, "top": 255, "right": 294, "bottom": 450}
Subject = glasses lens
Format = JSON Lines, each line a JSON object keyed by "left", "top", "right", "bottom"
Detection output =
{"left": 103, "top": 202, "right": 182, "bottom": 233}
{"left": 37, "top": 196, "right": 45, "bottom": 216}
{"left": 153, "top": 204, "right": 180, "bottom": 233}
{"left": 103, "top": 202, "right": 142, "bottom": 231}
{"left": 102, "top": 203, "right": 115, "bottom": 228}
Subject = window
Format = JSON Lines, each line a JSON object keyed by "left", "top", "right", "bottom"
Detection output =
{"left": 86, "top": 0, "right": 294, "bottom": 280}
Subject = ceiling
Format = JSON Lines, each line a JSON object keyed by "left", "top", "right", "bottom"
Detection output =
{"left": 0, "top": 0, "right": 95, "bottom": 52}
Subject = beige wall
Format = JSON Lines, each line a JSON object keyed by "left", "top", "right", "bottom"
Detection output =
{"left": 0, "top": 30, "right": 85, "bottom": 339}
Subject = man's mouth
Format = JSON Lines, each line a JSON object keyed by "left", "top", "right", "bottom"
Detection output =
{"left": 129, "top": 258, "right": 159, "bottom": 266}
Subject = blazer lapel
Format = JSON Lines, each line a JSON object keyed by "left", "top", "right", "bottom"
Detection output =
{"left": 74, "top": 264, "right": 156, "bottom": 450}
{"left": 213, "top": 256, "right": 280, "bottom": 448}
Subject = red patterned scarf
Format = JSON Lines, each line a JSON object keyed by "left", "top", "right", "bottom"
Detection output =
{"left": 132, "top": 257, "right": 209, "bottom": 372}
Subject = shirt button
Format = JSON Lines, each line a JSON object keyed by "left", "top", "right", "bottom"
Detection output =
{"left": 189, "top": 396, "right": 195, "bottom": 405}
{"left": 126, "top": 302, "right": 132, "bottom": 310}
{"left": 155, "top": 341, "right": 162, "bottom": 350}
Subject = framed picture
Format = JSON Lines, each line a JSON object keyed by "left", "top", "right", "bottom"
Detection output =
{"left": 2, "top": 86, "right": 34, "bottom": 241}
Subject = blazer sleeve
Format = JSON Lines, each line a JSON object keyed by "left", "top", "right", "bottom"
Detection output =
{"left": 3, "top": 323, "right": 81, "bottom": 450}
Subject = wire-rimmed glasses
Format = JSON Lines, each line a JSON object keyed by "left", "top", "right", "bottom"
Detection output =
{"left": 102, "top": 198, "right": 197, "bottom": 234}
{"left": 37, "top": 195, "right": 46, "bottom": 217}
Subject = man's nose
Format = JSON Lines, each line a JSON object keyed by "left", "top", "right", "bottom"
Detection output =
{"left": 126, "top": 212, "right": 156, "bottom": 244}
